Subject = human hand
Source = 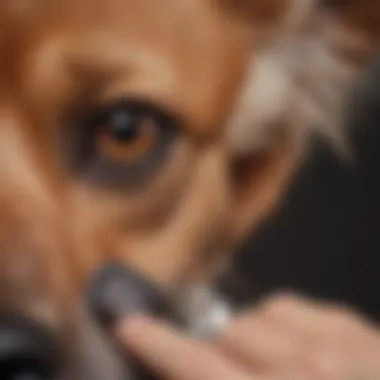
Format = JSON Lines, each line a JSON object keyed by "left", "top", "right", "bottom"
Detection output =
{"left": 116, "top": 294, "right": 380, "bottom": 380}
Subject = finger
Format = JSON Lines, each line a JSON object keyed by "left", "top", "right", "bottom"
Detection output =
{"left": 304, "top": 345, "right": 380, "bottom": 380}
{"left": 116, "top": 316, "right": 257, "bottom": 380}
{"left": 217, "top": 312, "right": 304, "bottom": 372}
{"left": 260, "top": 294, "right": 380, "bottom": 378}
{"left": 259, "top": 293, "right": 378, "bottom": 345}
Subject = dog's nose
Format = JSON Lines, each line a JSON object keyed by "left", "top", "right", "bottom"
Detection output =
{"left": 87, "top": 262, "right": 183, "bottom": 330}
{"left": 0, "top": 314, "right": 61, "bottom": 380}
{"left": 87, "top": 262, "right": 184, "bottom": 380}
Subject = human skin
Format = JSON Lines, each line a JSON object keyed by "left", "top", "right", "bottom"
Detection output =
{"left": 116, "top": 293, "right": 380, "bottom": 380}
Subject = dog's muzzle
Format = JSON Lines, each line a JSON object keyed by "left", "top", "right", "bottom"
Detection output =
{"left": 0, "top": 263, "right": 232, "bottom": 380}
{"left": 87, "top": 262, "right": 184, "bottom": 331}
{"left": 85, "top": 262, "right": 185, "bottom": 380}
{"left": 0, "top": 263, "right": 183, "bottom": 380}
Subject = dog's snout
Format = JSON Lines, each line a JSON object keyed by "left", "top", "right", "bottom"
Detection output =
{"left": 0, "top": 314, "right": 61, "bottom": 380}
{"left": 87, "top": 262, "right": 184, "bottom": 330}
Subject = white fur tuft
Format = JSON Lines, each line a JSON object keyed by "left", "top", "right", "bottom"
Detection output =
{"left": 226, "top": 0, "right": 358, "bottom": 157}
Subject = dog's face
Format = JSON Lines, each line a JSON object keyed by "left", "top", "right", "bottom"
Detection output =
{"left": 0, "top": 0, "right": 378, "bottom": 378}
{"left": 0, "top": 0, "right": 246, "bottom": 311}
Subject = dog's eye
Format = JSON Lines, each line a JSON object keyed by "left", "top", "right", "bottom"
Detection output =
{"left": 70, "top": 101, "right": 178, "bottom": 187}
{"left": 95, "top": 106, "right": 158, "bottom": 164}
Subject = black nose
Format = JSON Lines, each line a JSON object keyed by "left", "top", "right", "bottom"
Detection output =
{"left": 87, "top": 262, "right": 184, "bottom": 330}
{"left": 0, "top": 314, "right": 61, "bottom": 380}
{"left": 87, "top": 262, "right": 184, "bottom": 380}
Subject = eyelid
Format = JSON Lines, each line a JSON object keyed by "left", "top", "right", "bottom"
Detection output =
{"left": 63, "top": 97, "right": 181, "bottom": 189}
{"left": 89, "top": 98, "right": 181, "bottom": 133}
{"left": 98, "top": 93, "right": 179, "bottom": 119}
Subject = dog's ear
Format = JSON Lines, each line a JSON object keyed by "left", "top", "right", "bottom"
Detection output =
{"left": 320, "top": 1, "right": 380, "bottom": 63}
{"left": 323, "top": 0, "right": 380, "bottom": 38}
{"left": 223, "top": 0, "right": 380, "bottom": 245}
{"left": 218, "top": 0, "right": 380, "bottom": 59}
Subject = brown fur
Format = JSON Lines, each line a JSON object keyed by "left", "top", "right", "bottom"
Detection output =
{"left": 0, "top": 0, "right": 379, "bottom": 375}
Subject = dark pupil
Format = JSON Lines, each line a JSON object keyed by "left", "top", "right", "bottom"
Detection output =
{"left": 108, "top": 109, "right": 140, "bottom": 142}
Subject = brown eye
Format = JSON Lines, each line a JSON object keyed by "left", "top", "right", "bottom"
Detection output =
{"left": 96, "top": 109, "right": 158, "bottom": 163}
{"left": 70, "top": 100, "right": 179, "bottom": 187}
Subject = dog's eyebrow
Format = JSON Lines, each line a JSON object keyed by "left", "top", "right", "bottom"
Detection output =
{"left": 30, "top": 31, "right": 179, "bottom": 92}
{"left": 68, "top": 33, "right": 178, "bottom": 83}
{"left": 27, "top": 32, "right": 184, "bottom": 112}
{"left": 27, "top": 34, "right": 219, "bottom": 139}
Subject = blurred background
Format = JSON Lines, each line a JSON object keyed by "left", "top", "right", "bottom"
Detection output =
{"left": 218, "top": 52, "right": 380, "bottom": 323}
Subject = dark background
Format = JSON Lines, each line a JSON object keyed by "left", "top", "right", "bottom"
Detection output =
{"left": 218, "top": 53, "right": 380, "bottom": 322}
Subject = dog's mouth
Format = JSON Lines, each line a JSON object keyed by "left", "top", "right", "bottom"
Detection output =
{"left": 0, "top": 263, "right": 232, "bottom": 380}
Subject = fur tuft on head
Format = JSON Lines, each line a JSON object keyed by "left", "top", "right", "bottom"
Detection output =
{"left": 223, "top": 0, "right": 377, "bottom": 159}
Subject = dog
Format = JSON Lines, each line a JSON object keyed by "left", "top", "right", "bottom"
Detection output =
{"left": 0, "top": 0, "right": 379, "bottom": 379}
